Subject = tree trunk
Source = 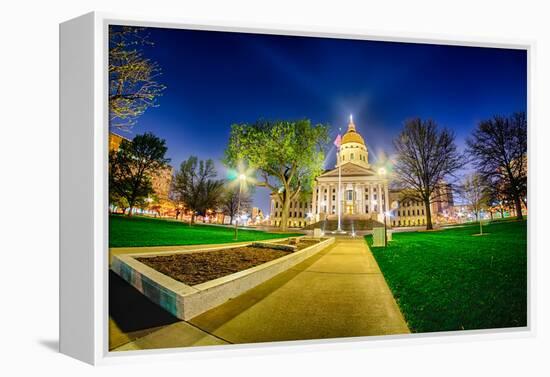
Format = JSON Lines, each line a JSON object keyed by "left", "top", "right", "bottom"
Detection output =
{"left": 513, "top": 192, "right": 524, "bottom": 220}
{"left": 279, "top": 193, "right": 291, "bottom": 232}
{"left": 127, "top": 206, "right": 134, "bottom": 216}
{"left": 190, "top": 213, "right": 195, "bottom": 225}
{"left": 424, "top": 199, "right": 433, "bottom": 230}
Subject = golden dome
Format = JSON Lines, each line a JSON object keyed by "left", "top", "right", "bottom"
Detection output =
{"left": 341, "top": 118, "right": 366, "bottom": 146}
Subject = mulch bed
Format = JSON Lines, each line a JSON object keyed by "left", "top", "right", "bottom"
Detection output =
{"left": 136, "top": 239, "right": 320, "bottom": 286}
{"left": 288, "top": 239, "right": 321, "bottom": 251}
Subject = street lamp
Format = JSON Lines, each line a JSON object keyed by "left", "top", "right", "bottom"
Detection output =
{"left": 234, "top": 173, "right": 247, "bottom": 240}
{"left": 378, "top": 167, "right": 389, "bottom": 246}
{"left": 383, "top": 210, "right": 392, "bottom": 247}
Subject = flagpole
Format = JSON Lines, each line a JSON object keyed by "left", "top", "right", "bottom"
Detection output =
{"left": 333, "top": 122, "right": 346, "bottom": 235}
{"left": 337, "top": 149, "right": 342, "bottom": 232}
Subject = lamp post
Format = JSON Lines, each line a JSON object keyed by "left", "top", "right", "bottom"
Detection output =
{"left": 383, "top": 211, "right": 390, "bottom": 247}
{"left": 234, "top": 173, "right": 246, "bottom": 241}
{"left": 378, "top": 167, "right": 388, "bottom": 246}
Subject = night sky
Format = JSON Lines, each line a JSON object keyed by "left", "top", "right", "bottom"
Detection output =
{"left": 112, "top": 26, "right": 527, "bottom": 214}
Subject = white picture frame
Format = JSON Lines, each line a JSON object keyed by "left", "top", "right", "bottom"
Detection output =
{"left": 59, "top": 11, "right": 534, "bottom": 365}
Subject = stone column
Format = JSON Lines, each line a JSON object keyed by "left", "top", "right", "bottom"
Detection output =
{"left": 329, "top": 183, "right": 333, "bottom": 214}
{"left": 319, "top": 184, "right": 324, "bottom": 215}
{"left": 363, "top": 184, "right": 367, "bottom": 214}
{"left": 384, "top": 182, "right": 390, "bottom": 214}
{"left": 377, "top": 183, "right": 382, "bottom": 214}
{"left": 311, "top": 182, "right": 318, "bottom": 218}
{"left": 358, "top": 184, "right": 363, "bottom": 214}
{"left": 319, "top": 184, "right": 325, "bottom": 214}
{"left": 369, "top": 183, "right": 374, "bottom": 214}
{"left": 352, "top": 183, "right": 356, "bottom": 215}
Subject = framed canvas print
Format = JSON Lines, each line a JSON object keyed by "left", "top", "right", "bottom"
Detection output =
{"left": 60, "top": 12, "right": 532, "bottom": 365}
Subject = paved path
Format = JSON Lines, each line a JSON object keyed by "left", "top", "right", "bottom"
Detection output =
{"left": 113, "top": 238, "right": 409, "bottom": 351}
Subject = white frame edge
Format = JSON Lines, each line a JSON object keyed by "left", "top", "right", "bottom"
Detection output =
{"left": 59, "top": 11, "right": 536, "bottom": 366}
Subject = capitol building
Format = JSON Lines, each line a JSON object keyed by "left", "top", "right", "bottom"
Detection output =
{"left": 269, "top": 117, "right": 454, "bottom": 229}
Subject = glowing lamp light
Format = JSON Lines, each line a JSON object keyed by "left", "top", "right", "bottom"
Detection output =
{"left": 378, "top": 167, "right": 387, "bottom": 176}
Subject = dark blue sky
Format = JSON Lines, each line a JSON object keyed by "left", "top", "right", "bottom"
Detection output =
{"left": 113, "top": 26, "right": 527, "bottom": 213}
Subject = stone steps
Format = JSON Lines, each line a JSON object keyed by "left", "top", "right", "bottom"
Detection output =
{"left": 303, "top": 219, "right": 385, "bottom": 231}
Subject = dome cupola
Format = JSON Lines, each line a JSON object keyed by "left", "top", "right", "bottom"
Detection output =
{"left": 337, "top": 115, "right": 369, "bottom": 168}
{"left": 341, "top": 115, "right": 366, "bottom": 146}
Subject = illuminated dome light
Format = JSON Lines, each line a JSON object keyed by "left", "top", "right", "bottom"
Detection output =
{"left": 336, "top": 116, "right": 370, "bottom": 168}
{"left": 341, "top": 117, "right": 366, "bottom": 146}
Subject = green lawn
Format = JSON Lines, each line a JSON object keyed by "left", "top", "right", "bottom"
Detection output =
{"left": 109, "top": 215, "right": 302, "bottom": 248}
{"left": 366, "top": 220, "right": 527, "bottom": 333}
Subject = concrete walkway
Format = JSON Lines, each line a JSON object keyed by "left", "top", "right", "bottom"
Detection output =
{"left": 113, "top": 238, "right": 409, "bottom": 351}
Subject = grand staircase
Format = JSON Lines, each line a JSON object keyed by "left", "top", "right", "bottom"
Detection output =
{"left": 303, "top": 218, "right": 385, "bottom": 231}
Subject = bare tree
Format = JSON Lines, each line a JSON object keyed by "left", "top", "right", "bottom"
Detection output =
{"left": 172, "top": 156, "right": 224, "bottom": 224}
{"left": 393, "top": 118, "right": 462, "bottom": 230}
{"left": 460, "top": 173, "right": 490, "bottom": 235}
{"left": 466, "top": 112, "right": 527, "bottom": 220}
{"left": 220, "top": 186, "right": 253, "bottom": 224}
{"left": 109, "top": 26, "right": 166, "bottom": 130}
{"left": 486, "top": 178, "right": 510, "bottom": 219}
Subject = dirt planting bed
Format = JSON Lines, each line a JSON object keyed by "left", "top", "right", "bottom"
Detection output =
{"left": 137, "top": 239, "right": 321, "bottom": 286}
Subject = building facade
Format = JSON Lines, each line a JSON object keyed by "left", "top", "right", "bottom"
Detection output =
{"left": 311, "top": 117, "right": 390, "bottom": 224}
{"left": 269, "top": 117, "right": 454, "bottom": 228}
{"left": 269, "top": 197, "right": 313, "bottom": 228}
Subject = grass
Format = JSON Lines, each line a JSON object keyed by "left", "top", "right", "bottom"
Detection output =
{"left": 109, "top": 215, "right": 303, "bottom": 248}
{"left": 366, "top": 220, "right": 527, "bottom": 333}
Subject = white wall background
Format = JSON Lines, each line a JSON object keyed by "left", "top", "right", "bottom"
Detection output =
{"left": 0, "top": 0, "right": 548, "bottom": 375}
